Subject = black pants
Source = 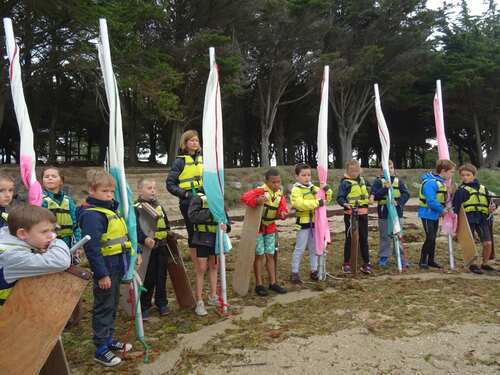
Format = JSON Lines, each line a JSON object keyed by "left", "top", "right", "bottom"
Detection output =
{"left": 179, "top": 198, "right": 194, "bottom": 247}
{"left": 140, "top": 246, "right": 168, "bottom": 310}
{"left": 343, "top": 214, "right": 370, "bottom": 264}
{"left": 420, "top": 218, "right": 439, "bottom": 264}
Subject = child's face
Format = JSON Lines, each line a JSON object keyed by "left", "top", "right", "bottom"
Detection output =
{"left": 265, "top": 175, "right": 281, "bottom": 192}
{"left": 138, "top": 181, "right": 156, "bottom": 201}
{"left": 186, "top": 137, "right": 200, "bottom": 153}
{"left": 90, "top": 185, "right": 115, "bottom": 201}
{"left": 441, "top": 168, "right": 455, "bottom": 181}
{"left": 388, "top": 163, "right": 395, "bottom": 176}
{"left": 296, "top": 169, "right": 311, "bottom": 185}
{"left": 347, "top": 165, "right": 361, "bottom": 179}
{"left": 460, "top": 170, "right": 475, "bottom": 184}
{"left": 42, "top": 169, "right": 63, "bottom": 192}
{"left": 17, "top": 220, "right": 57, "bottom": 251}
{"left": 0, "top": 180, "right": 14, "bottom": 207}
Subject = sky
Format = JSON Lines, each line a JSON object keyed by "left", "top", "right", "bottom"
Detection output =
{"left": 427, "top": 0, "right": 498, "bottom": 15}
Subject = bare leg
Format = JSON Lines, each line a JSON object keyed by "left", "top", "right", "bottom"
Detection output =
{"left": 265, "top": 254, "right": 276, "bottom": 285}
{"left": 254, "top": 255, "right": 263, "bottom": 285}
{"left": 195, "top": 258, "right": 208, "bottom": 301}
{"left": 208, "top": 255, "right": 218, "bottom": 299}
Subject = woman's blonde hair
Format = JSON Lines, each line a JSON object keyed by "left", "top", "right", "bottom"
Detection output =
{"left": 179, "top": 130, "right": 201, "bottom": 153}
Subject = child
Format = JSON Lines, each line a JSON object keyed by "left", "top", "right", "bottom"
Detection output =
{"left": 0, "top": 204, "right": 71, "bottom": 305}
{"left": 41, "top": 167, "right": 81, "bottom": 249}
{"left": 453, "top": 163, "right": 497, "bottom": 274}
{"left": 78, "top": 170, "right": 140, "bottom": 367}
{"left": 337, "top": 160, "right": 371, "bottom": 274}
{"left": 188, "top": 190, "right": 230, "bottom": 316}
{"left": 290, "top": 163, "right": 332, "bottom": 283}
{"left": 134, "top": 178, "right": 171, "bottom": 319}
{"left": 418, "top": 159, "right": 456, "bottom": 269}
{"left": 0, "top": 174, "right": 15, "bottom": 229}
{"left": 370, "top": 160, "right": 410, "bottom": 267}
{"left": 240, "top": 168, "right": 288, "bottom": 296}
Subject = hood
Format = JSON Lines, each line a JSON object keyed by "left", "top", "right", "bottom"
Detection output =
{"left": 294, "top": 182, "right": 314, "bottom": 189}
{"left": 0, "top": 227, "right": 32, "bottom": 252}
{"left": 420, "top": 172, "right": 443, "bottom": 183}
{"left": 76, "top": 196, "right": 119, "bottom": 221}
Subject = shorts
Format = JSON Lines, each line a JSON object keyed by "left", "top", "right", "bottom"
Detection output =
{"left": 196, "top": 245, "right": 216, "bottom": 258}
{"left": 255, "top": 233, "right": 276, "bottom": 256}
{"left": 469, "top": 221, "right": 491, "bottom": 242}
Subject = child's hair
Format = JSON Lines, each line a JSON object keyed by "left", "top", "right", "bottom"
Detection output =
{"left": 294, "top": 163, "right": 311, "bottom": 175}
{"left": 8, "top": 204, "right": 56, "bottom": 235}
{"left": 86, "top": 169, "right": 115, "bottom": 190}
{"left": 345, "top": 159, "right": 360, "bottom": 170}
{"left": 137, "top": 177, "right": 155, "bottom": 189}
{"left": 264, "top": 168, "right": 280, "bottom": 180}
{"left": 179, "top": 130, "right": 201, "bottom": 152}
{"left": 41, "top": 166, "right": 65, "bottom": 183}
{"left": 458, "top": 163, "right": 477, "bottom": 176}
{"left": 0, "top": 173, "right": 15, "bottom": 185}
{"left": 436, "top": 159, "right": 456, "bottom": 174}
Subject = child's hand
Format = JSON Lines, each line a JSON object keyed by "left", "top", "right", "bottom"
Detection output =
{"left": 368, "top": 195, "right": 375, "bottom": 205}
{"left": 321, "top": 184, "right": 330, "bottom": 193}
{"left": 280, "top": 212, "right": 288, "bottom": 220}
{"left": 98, "top": 276, "right": 111, "bottom": 289}
{"left": 256, "top": 195, "right": 266, "bottom": 205}
{"left": 489, "top": 205, "right": 497, "bottom": 213}
{"left": 318, "top": 199, "right": 325, "bottom": 207}
{"left": 343, "top": 203, "right": 352, "bottom": 210}
{"left": 220, "top": 224, "right": 228, "bottom": 232}
{"left": 392, "top": 199, "right": 398, "bottom": 206}
{"left": 145, "top": 237, "right": 155, "bottom": 249}
{"left": 383, "top": 181, "right": 391, "bottom": 188}
{"left": 136, "top": 254, "right": 143, "bottom": 268}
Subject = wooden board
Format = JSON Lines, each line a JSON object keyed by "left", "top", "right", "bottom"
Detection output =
{"left": 0, "top": 266, "right": 90, "bottom": 375}
{"left": 232, "top": 205, "right": 264, "bottom": 296}
{"left": 456, "top": 206, "right": 477, "bottom": 267}
{"left": 349, "top": 213, "right": 360, "bottom": 276}
{"left": 39, "top": 338, "right": 70, "bottom": 375}
{"left": 489, "top": 217, "right": 495, "bottom": 260}
{"left": 166, "top": 236, "right": 196, "bottom": 309}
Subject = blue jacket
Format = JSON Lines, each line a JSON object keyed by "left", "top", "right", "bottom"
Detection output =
{"left": 42, "top": 189, "right": 81, "bottom": 246}
{"left": 77, "top": 197, "right": 126, "bottom": 280}
{"left": 452, "top": 179, "right": 492, "bottom": 224}
{"left": 418, "top": 172, "right": 445, "bottom": 220}
{"left": 371, "top": 176, "right": 410, "bottom": 219}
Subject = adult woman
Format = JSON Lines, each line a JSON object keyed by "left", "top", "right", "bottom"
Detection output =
{"left": 166, "top": 130, "right": 203, "bottom": 264}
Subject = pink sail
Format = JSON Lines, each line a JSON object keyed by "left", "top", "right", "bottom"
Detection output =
{"left": 314, "top": 66, "right": 330, "bottom": 256}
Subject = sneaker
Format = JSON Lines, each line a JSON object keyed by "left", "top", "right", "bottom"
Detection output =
{"left": 469, "top": 264, "right": 483, "bottom": 275}
{"left": 94, "top": 349, "right": 122, "bottom": 367}
{"left": 269, "top": 283, "right": 287, "bottom": 294}
{"left": 290, "top": 273, "right": 302, "bottom": 284}
{"left": 207, "top": 295, "right": 219, "bottom": 306}
{"left": 481, "top": 264, "right": 496, "bottom": 272}
{"left": 310, "top": 270, "right": 319, "bottom": 281}
{"left": 142, "top": 308, "right": 151, "bottom": 321}
{"left": 255, "top": 285, "right": 269, "bottom": 296}
{"left": 419, "top": 262, "right": 429, "bottom": 269}
{"left": 378, "top": 257, "right": 388, "bottom": 267}
{"left": 159, "top": 305, "right": 170, "bottom": 316}
{"left": 360, "top": 264, "right": 372, "bottom": 274}
{"left": 108, "top": 340, "right": 132, "bottom": 352}
{"left": 342, "top": 263, "right": 352, "bottom": 274}
{"left": 428, "top": 261, "right": 442, "bottom": 269}
{"left": 195, "top": 300, "right": 208, "bottom": 316}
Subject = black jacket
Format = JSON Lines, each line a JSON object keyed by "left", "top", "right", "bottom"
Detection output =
{"left": 452, "top": 179, "right": 492, "bottom": 224}
{"left": 166, "top": 151, "right": 203, "bottom": 200}
{"left": 370, "top": 176, "right": 410, "bottom": 219}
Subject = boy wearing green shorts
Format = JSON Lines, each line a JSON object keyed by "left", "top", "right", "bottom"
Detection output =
{"left": 241, "top": 169, "right": 288, "bottom": 296}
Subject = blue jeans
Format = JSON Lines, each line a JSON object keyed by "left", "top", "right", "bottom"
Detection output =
{"left": 92, "top": 254, "right": 124, "bottom": 349}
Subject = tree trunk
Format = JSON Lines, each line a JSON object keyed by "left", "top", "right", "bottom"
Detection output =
{"left": 484, "top": 115, "right": 500, "bottom": 168}
{"left": 472, "top": 111, "right": 483, "bottom": 166}
{"left": 168, "top": 123, "right": 183, "bottom": 167}
{"left": 148, "top": 122, "right": 157, "bottom": 164}
{"left": 337, "top": 125, "right": 354, "bottom": 167}
{"left": 48, "top": 110, "right": 58, "bottom": 164}
{"left": 275, "top": 118, "right": 285, "bottom": 166}
{"left": 260, "top": 121, "right": 271, "bottom": 167}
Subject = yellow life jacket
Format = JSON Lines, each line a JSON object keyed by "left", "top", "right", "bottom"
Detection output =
{"left": 86, "top": 207, "right": 132, "bottom": 256}
{"left": 193, "top": 194, "right": 217, "bottom": 233}
{"left": 346, "top": 177, "right": 369, "bottom": 207}
{"left": 293, "top": 184, "right": 318, "bottom": 228}
{"left": 462, "top": 185, "right": 489, "bottom": 215}
{"left": 43, "top": 194, "right": 73, "bottom": 238}
{"left": 178, "top": 154, "right": 203, "bottom": 192}
{"left": 419, "top": 178, "right": 447, "bottom": 208}
{"left": 0, "top": 243, "right": 29, "bottom": 303}
{"left": 260, "top": 184, "right": 282, "bottom": 226}
{"left": 153, "top": 205, "right": 168, "bottom": 240}
{"left": 379, "top": 177, "right": 401, "bottom": 205}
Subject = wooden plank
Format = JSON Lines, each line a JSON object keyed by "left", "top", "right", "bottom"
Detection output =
{"left": 166, "top": 236, "right": 196, "bottom": 309}
{"left": 232, "top": 205, "right": 264, "bottom": 296}
{"left": 0, "top": 266, "right": 90, "bottom": 375}
{"left": 39, "top": 338, "right": 70, "bottom": 375}
{"left": 456, "top": 206, "right": 477, "bottom": 267}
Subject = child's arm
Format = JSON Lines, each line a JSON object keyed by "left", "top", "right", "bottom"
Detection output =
{"left": 68, "top": 196, "right": 81, "bottom": 242}
{"left": 2, "top": 239, "right": 71, "bottom": 283}
{"left": 370, "top": 178, "right": 388, "bottom": 201}
{"left": 291, "top": 187, "right": 320, "bottom": 211}
{"left": 166, "top": 158, "right": 190, "bottom": 199}
{"left": 422, "top": 181, "right": 445, "bottom": 214}
{"left": 240, "top": 187, "right": 266, "bottom": 208}
{"left": 336, "top": 181, "right": 351, "bottom": 207}
{"left": 277, "top": 195, "right": 289, "bottom": 219}
{"left": 187, "top": 196, "right": 213, "bottom": 224}
{"left": 398, "top": 180, "right": 410, "bottom": 208}
{"left": 452, "top": 187, "right": 468, "bottom": 214}
{"left": 134, "top": 205, "right": 148, "bottom": 245}
{"left": 79, "top": 211, "right": 110, "bottom": 280}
